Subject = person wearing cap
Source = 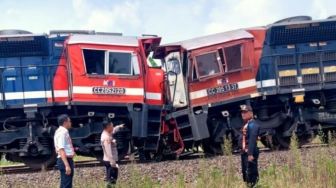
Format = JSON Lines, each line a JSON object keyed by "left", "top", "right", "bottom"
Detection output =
{"left": 240, "top": 105, "right": 260, "bottom": 187}
{"left": 54, "top": 114, "right": 75, "bottom": 188}
{"left": 101, "top": 121, "right": 124, "bottom": 186}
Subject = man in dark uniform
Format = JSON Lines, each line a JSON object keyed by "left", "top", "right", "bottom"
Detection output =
{"left": 240, "top": 104, "right": 260, "bottom": 187}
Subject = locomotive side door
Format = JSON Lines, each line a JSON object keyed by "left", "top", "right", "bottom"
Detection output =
{"left": 164, "top": 52, "right": 188, "bottom": 108}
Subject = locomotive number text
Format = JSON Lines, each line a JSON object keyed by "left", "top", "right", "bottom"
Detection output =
{"left": 92, "top": 87, "right": 126, "bottom": 95}
{"left": 207, "top": 83, "right": 239, "bottom": 96}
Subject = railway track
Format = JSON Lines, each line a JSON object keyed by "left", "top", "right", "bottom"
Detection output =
{"left": 0, "top": 160, "right": 103, "bottom": 175}
{"left": 0, "top": 143, "right": 330, "bottom": 175}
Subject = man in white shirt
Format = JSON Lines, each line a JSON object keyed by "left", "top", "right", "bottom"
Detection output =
{"left": 101, "top": 121, "right": 124, "bottom": 186}
{"left": 54, "top": 114, "right": 75, "bottom": 188}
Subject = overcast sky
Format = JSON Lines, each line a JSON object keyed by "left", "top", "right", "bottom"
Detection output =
{"left": 0, "top": 0, "right": 335, "bottom": 43}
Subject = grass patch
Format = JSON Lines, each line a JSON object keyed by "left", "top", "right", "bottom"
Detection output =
{"left": 73, "top": 155, "right": 95, "bottom": 162}
{"left": 0, "top": 154, "right": 93, "bottom": 167}
{"left": 111, "top": 136, "right": 336, "bottom": 188}
{"left": 0, "top": 155, "right": 19, "bottom": 167}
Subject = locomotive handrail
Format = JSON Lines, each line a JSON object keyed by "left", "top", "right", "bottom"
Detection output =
{"left": 0, "top": 64, "right": 69, "bottom": 108}
{"left": 84, "top": 73, "right": 141, "bottom": 80}
{"left": 167, "top": 71, "right": 178, "bottom": 105}
{"left": 2, "top": 116, "right": 21, "bottom": 132}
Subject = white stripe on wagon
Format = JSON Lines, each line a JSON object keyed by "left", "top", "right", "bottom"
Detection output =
{"left": 71, "top": 87, "right": 162, "bottom": 100}
{"left": 0, "top": 90, "right": 69, "bottom": 100}
{"left": 256, "top": 79, "right": 276, "bottom": 88}
{"left": 72, "top": 86, "right": 144, "bottom": 96}
{"left": 189, "top": 79, "right": 257, "bottom": 100}
{"left": 237, "top": 79, "right": 256, "bottom": 89}
{"left": 145, "top": 92, "right": 162, "bottom": 100}
{"left": 0, "top": 88, "right": 163, "bottom": 101}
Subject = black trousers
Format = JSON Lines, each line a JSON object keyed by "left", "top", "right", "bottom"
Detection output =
{"left": 57, "top": 158, "right": 74, "bottom": 188}
{"left": 241, "top": 149, "right": 259, "bottom": 187}
{"left": 103, "top": 161, "right": 119, "bottom": 184}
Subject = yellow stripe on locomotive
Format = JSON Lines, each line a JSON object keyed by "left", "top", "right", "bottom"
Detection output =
{"left": 278, "top": 69, "right": 297, "bottom": 77}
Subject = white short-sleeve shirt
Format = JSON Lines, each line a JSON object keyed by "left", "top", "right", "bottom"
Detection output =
{"left": 101, "top": 130, "right": 118, "bottom": 163}
{"left": 54, "top": 126, "right": 75, "bottom": 158}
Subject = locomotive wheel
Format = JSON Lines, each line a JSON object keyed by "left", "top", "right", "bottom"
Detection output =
{"left": 5, "top": 153, "right": 22, "bottom": 163}
{"left": 202, "top": 117, "right": 226, "bottom": 155}
{"left": 274, "top": 133, "right": 290, "bottom": 149}
{"left": 272, "top": 118, "right": 294, "bottom": 149}
{"left": 260, "top": 135, "right": 274, "bottom": 149}
{"left": 202, "top": 138, "right": 223, "bottom": 155}
{"left": 92, "top": 151, "right": 103, "bottom": 162}
{"left": 115, "top": 126, "right": 131, "bottom": 161}
{"left": 274, "top": 130, "right": 317, "bottom": 149}
{"left": 20, "top": 152, "right": 57, "bottom": 170}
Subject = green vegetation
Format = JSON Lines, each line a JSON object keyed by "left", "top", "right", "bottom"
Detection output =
{"left": 73, "top": 155, "right": 95, "bottom": 162}
{"left": 0, "top": 155, "right": 19, "bottom": 166}
{"left": 0, "top": 154, "right": 94, "bottom": 167}
{"left": 111, "top": 135, "right": 336, "bottom": 188}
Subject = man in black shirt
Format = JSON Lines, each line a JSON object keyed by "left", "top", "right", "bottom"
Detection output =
{"left": 240, "top": 105, "right": 260, "bottom": 187}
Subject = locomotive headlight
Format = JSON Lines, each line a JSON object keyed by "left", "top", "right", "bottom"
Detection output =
{"left": 88, "top": 112, "right": 95, "bottom": 117}
{"left": 133, "top": 103, "right": 143, "bottom": 112}
{"left": 221, "top": 111, "right": 229, "bottom": 117}
{"left": 108, "top": 113, "right": 115, "bottom": 119}
{"left": 194, "top": 110, "right": 203, "bottom": 115}
{"left": 294, "top": 94, "right": 304, "bottom": 103}
{"left": 134, "top": 107, "right": 142, "bottom": 112}
{"left": 193, "top": 106, "right": 203, "bottom": 115}
{"left": 312, "top": 99, "right": 320, "bottom": 105}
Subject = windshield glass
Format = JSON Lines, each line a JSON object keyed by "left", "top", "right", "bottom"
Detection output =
{"left": 166, "top": 58, "right": 181, "bottom": 74}
{"left": 108, "top": 52, "right": 132, "bottom": 75}
{"left": 163, "top": 52, "right": 181, "bottom": 74}
{"left": 195, "top": 51, "right": 221, "bottom": 77}
{"left": 147, "top": 52, "right": 162, "bottom": 68}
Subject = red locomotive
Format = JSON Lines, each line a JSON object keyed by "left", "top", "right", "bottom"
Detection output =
{"left": 154, "top": 28, "right": 267, "bottom": 154}
{"left": 0, "top": 30, "right": 169, "bottom": 168}
{"left": 156, "top": 16, "right": 336, "bottom": 154}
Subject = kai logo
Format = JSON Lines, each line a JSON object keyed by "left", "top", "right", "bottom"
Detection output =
{"left": 217, "top": 78, "right": 229, "bottom": 85}
{"left": 103, "top": 80, "right": 115, "bottom": 87}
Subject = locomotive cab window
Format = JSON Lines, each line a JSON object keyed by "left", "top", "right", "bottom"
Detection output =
{"left": 223, "top": 44, "right": 242, "bottom": 71}
{"left": 166, "top": 58, "right": 181, "bottom": 75}
{"left": 108, "top": 52, "right": 133, "bottom": 75}
{"left": 83, "top": 49, "right": 139, "bottom": 76}
{"left": 195, "top": 52, "right": 221, "bottom": 78}
{"left": 83, "top": 49, "right": 105, "bottom": 75}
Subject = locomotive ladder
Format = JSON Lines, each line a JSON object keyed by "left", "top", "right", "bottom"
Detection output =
{"left": 174, "top": 113, "right": 194, "bottom": 150}
{"left": 144, "top": 109, "right": 162, "bottom": 151}
{"left": 166, "top": 110, "right": 194, "bottom": 152}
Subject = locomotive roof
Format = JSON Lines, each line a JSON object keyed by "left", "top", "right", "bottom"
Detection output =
{"left": 163, "top": 29, "right": 254, "bottom": 51}
{"left": 269, "top": 17, "right": 336, "bottom": 27}
{"left": 68, "top": 34, "right": 140, "bottom": 47}
{"left": 0, "top": 33, "right": 46, "bottom": 38}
